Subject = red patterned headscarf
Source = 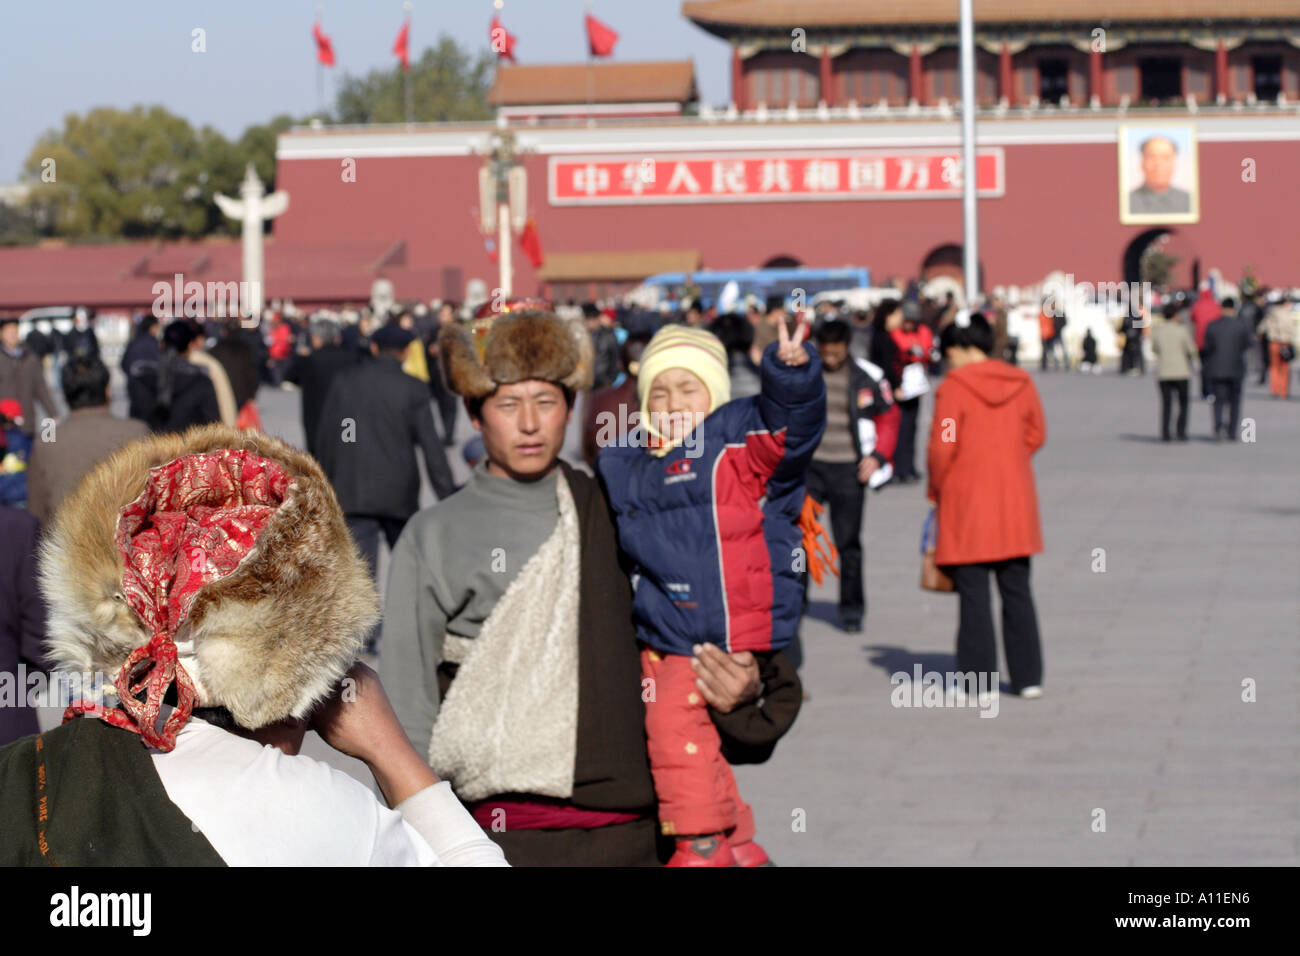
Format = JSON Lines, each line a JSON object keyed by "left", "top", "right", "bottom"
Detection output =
{"left": 64, "top": 449, "right": 294, "bottom": 751}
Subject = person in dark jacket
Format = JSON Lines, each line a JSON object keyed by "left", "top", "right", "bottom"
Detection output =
{"left": 208, "top": 321, "right": 260, "bottom": 418}
{"left": 61, "top": 308, "right": 100, "bottom": 362}
{"left": 0, "top": 317, "right": 60, "bottom": 437}
{"left": 121, "top": 315, "right": 160, "bottom": 370}
{"left": 287, "top": 318, "right": 359, "bottom": 459}
{"left": 709, "top": 311, "right": 761, "bottom": 400}
{"left": 582, "top": 332, "right": 649, "bottom": 469}
{"left": 314, "top": 324, "right": 455, "bottom": 651}
{"left": 125, "top": 320, "right": 221, "bottom": 434}
{"left": 0, "top": 505, "right": 52, "bottom": 746}
{"left": 807, "top": 319, "right": 900, "bottom": 633}
{"left": 425, "top": 302, "right": 461, "bottom": 445}
{"left": 586, "top": 304, "right": 621, "bottom": 392}
{"left": 1201, "top": 299, "right": 1255, "bottom": 442}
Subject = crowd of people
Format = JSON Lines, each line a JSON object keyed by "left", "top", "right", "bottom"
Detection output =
{"left": 0, "top": 269, "right": 1293, "bottom": 866}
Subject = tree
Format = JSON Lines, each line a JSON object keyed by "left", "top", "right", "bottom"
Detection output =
{"left": 333, "top": 34, "right": 494, "bottom": 124}
{"left": 21, "top": 106, "right": 213, "bottom": 240}
{"left": 17, "top": 107, "right": 307, "bottom": 241}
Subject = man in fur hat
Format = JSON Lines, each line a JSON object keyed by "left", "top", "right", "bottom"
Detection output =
{"left": 381, "top": 304, "right": 802, "bottom": 866}
{"left": 0, "top": 424, "right": 505, "bottom": 866}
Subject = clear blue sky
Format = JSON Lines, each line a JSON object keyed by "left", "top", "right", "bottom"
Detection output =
{"left": 0, "top": 0, "right": 731, "bottom": 182}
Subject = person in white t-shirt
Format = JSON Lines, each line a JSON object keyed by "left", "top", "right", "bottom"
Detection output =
{"left": 2, "top": 423, "right": 506, "bottom": 866}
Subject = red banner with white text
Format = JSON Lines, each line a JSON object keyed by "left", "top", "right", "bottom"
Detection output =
{"left": 549, "top": 149, "right": 1005, "bottom": 205}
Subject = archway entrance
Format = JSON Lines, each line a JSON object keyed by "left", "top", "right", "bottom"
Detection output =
{"left": 763, "top": 255, "right": 802, "bottom": 269}
{"left": 919, "top": 243, "right": 984, "bottom": 304}
{"left": 1123, "top": 229, "right": 1198, "bottom": 290}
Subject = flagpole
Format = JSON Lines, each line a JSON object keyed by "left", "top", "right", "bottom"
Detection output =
{"left": 586, "top": 0, "right": 594, "bottom": 127}
{"left": 404, "top": 2, "right": 414, "bottom": 125}
{"left": 315, "top": 6, "right": 324, "bottom": 116}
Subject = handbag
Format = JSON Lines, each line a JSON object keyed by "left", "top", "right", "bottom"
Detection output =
{"left": 1280, "top": 344, "right": 1295, "bottom": 363}
{"left": 920, "top": 508, "right": 954, "bottom": 593}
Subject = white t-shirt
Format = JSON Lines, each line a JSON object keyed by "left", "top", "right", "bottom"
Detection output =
{"left": 150, "top": 717, "right": 505, "bottom": 866}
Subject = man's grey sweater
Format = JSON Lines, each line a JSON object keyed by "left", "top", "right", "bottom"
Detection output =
{"left": 380, "top": 460, "right": 561, "bottom": 753}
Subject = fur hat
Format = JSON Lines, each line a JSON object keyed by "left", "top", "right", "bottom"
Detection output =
{"left": 438, "top": 309, "right": 593, "bottom": 399}
{"left": 40, "top": 424, "right": 378, "bottom": 744}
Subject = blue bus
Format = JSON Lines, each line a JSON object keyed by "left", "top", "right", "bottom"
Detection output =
{"left": 640, "top": 266, "right": 870, "bottom": 311}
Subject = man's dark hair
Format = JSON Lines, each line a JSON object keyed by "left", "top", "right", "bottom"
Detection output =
{"left": 133, "top": 315, "right": 159, "bottom": 339}
{"left": 939, "top": 314, "right": 993, "bottom": 356}
{"left": 1162, "top": 301, "right": 1181, "bottom": 320}
{"left": 162, "top": 319, "right": 200, "bottom": 353}
{"left": 621, "top": 332, "right": 652, "bottom": 372}
{"left": 61, "top": 355, "right": 111, "bottom": 410}
{"left": 965, "top": 314, "right": 995, "bottom": 355}
{"left": 708, "top": 313, "right": 753, "bottom": 355}
{"left": 815, "top": 318, "right": 852, "bottom": 346}
{"left": 465, "top": 383, "right": 575, "bottom": 421}
{"left": 765, "top": 294, "right": 786, "bottom": 315}
{"left": 1221, "top": 296, "right": 1237, "bottom": 311}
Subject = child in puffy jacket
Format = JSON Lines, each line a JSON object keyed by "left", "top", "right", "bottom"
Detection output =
{"left": 597, "top": 321, "right": 825, "bottom": 866}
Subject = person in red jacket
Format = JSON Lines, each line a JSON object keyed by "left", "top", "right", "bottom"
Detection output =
{"left": 889, "top": 299, "right": 933, "bottom": 483}
{"left": 927, "top": 314, "right": 1046, "bottom": 699}
{"left": 1190, "top": 285, "right": 1222, "bottom": 399}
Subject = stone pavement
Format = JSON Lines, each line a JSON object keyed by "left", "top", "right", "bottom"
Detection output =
{"left": 47, "top": 364, "right": 1299, "bottom": 865}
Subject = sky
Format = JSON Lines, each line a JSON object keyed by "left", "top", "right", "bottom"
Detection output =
{"left": 0, "top": 0, "right": 731, "bottom": 182}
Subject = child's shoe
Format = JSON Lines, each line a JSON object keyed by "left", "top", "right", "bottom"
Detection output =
{"left": 666, "top": 835, "right": 736, "bottom": 867}
{"left": 730, "top": 840, "right": 775, "bottom": 867}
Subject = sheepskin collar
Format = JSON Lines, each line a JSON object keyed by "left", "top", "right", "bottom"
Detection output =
{"left": 40, "top": 424, "right": 378, "bottom": 733}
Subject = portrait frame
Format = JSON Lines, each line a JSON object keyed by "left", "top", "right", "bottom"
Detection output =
{"left": 1118, "top": 123, "right": 1200, "bottom": 225}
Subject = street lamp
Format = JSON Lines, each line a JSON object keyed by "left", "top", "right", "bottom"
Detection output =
{"left": 476, "top": 128, "right": 529, "bottom": 299}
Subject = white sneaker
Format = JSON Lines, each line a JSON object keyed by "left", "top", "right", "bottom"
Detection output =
{"left": 1019, "top": 685, "right": 1043, "bottom": 699}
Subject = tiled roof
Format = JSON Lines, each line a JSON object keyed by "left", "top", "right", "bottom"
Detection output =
{"left": 536, "top": 249, "right": 701, "bottom": 282}
{"left": 682, "top": 0, "right": 1300, "bottom": 30}
{"left": 489, "top": 60, "right": 698, "bottom": 107}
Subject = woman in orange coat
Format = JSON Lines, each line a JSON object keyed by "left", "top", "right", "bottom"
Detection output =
{"left": 927, "top": 314, "right": 1046, "bottom": 699}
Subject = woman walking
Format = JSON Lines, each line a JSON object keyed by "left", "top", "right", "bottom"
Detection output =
{"left": 927, "top": 314, "right": 1046, "bottom": 699}
{"left": 1261, "top": 301, "right": 1294, "bottom": 399}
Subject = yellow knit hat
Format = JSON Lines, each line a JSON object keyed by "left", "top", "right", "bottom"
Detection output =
{"left": 637, "top": 325, "right": 731, "bottom": 454}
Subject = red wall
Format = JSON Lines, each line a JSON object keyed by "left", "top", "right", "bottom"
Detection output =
{"left": 274, "top": 137, "right": 1300, "bottom": 300}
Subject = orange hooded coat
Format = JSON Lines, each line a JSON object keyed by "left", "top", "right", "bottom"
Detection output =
{"left": 926, "top": 360, "right": 1046, "bottom": 566}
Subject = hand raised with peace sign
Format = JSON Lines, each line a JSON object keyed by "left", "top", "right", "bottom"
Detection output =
{"left": 776, "top": 315, "right": 810, "bottom": 367}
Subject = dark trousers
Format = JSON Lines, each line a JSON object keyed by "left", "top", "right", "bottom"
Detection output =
{"left": 943, "top": 557, "right": 1043, "bottom": 692}
{"left": 347, "top": 514, "right": 408, "bottom": 651}
{"left": 1258, "top": 337, "right": 1271, "bottom": 384}
{"left": 1158, "top": 378, "right": 1189, "bottom": 440}
{"left": 805, "top": 460, "right": 866, "bottom": 621}
{"left": 895, "top": 397, "right": 922, "bottom": 480}
{"left": 1211, "top": 377, "right": 1244, "bottom": 438}
{"left": 1198, "top": 349, "right": 1212, "bottom": 398}
{"left": 1120, "top": 342, "right": 1145, "bottom": 374}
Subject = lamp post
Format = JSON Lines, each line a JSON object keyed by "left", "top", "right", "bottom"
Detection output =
{"left": 959, "top": 0, "right": 980, "bottom": 307}
{"left": 477, "top": 129, "right": 528, "bottom": 298}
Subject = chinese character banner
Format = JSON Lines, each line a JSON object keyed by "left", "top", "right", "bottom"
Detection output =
{"left": 549, "top": 150, "right": 1005, "bottom": 205}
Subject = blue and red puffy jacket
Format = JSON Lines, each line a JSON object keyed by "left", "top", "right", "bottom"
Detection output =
{"left": 597, "top": 341, "right": 826, "bottom": 657}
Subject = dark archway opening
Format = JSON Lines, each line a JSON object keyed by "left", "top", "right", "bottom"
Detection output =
{"left": 762, "top": 255, "right": 802, "bottom": 269}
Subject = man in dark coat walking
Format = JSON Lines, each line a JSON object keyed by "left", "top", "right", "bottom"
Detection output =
{"left": 287, "top": 318, "right": 359, "bottom": 460}
{"left": 0, "top": 505, "right": 52, "bottom": 747}
{"left": 1202, "top": 299, "right": 1255, "bottom": 442}
{"left": 314, "top": 324, "right": 456, "bottom": 651}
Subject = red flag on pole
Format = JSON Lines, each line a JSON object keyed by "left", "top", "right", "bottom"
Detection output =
{"left": 313, "top": 21, "right": 335, "bottom": 67}
{"left": 489, "top": 14, "right": 517, "bottom": 63}
{"left": 518, "top": 218, "right": 544, "bottom": 268}
{"left": 585, "top": 13, "right": 618, "bottom": 58}
{"left": 393, "top": 19, "right": 410, "bottom": 72}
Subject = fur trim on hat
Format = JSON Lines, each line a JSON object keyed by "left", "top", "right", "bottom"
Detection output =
{"left": 39, "top": 424, "right": 378, "bottom": 730}
{"left": 438, "top": 310, "right": 593, "bottom": 399}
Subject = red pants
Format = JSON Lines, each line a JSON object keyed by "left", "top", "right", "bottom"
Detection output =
{"left": 640, "top": 646, "right": 755, "bottom": 842}
{"left": 1268, "top": 341, "right": 1291, "bottom": 398}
